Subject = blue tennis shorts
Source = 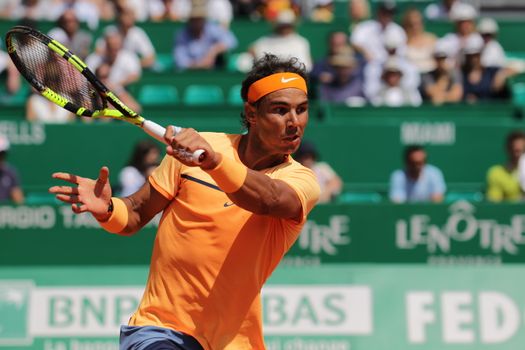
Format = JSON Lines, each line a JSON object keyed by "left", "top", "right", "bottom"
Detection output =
{"left": 119, "top": 325, "right": 204, "bottom": 350}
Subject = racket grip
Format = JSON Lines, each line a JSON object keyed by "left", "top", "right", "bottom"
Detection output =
{"left": 142, "top": 120, "right": 205, "bottom": 163}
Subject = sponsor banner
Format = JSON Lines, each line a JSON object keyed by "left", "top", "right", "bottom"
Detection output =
{"left": 1, "top": 265, "right": 525, "bottom": 349}
{"left": 2, "top": 201, "right": 525, "bottom": 265}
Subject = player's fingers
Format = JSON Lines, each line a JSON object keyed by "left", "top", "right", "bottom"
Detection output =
{"left": 52, "top": 172, "right": 80, "bottom": 184}
{"left": 72, "top": 204, "right": 88, "bottom": 214}
{"left": 97, "top": 166, "right": 109, "bottom": 184}
{"left": 48, "top": 186, "right": 79, "bottom": 195}
{"left": 164, "top": 125, "right": 176, "bottom": 144}
{"left": 55, "top": 194, "right": 80, "bottom": 203}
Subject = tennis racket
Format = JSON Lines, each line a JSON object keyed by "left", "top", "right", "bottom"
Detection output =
{"left": 5, "top": 25, "right": 204, "bottom": 162}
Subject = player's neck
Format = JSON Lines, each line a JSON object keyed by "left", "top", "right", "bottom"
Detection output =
{"left": 238, "top": 134, "right": 287, "bottom": 170}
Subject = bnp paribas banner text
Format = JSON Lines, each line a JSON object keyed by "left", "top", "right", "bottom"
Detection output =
{"left": 1, "top": 265, "right": 524, "bottom": 350}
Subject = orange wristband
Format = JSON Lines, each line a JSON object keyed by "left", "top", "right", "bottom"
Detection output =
{"left": 97, "top": 197, "right": 128, "bottom": 234}
{"left": 205, "top": 154, "right": 248, "bottom": 193}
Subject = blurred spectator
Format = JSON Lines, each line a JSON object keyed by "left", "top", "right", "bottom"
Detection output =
{"left": 116, "top": 0, "right": 149, "bottom": 21}
{"left": 0, "top": 0, "right": 55, "bottom": 21}
{"left": 461, "top": 35, "right": 513, "bottom": 102}
{"left": 310, "top": 31, "right": 352, "bottom": 88}
{"left": 424, "top": 0, "right": 458, "bottom": 20}
{"left": 364, "top": 31, "right": 420, "bottom": 102}
{"left": 173, "top": 3, "right": 237, "bottom": 70}
{"left": 0, "top": 48, "right": 21, "bottom": 96}
{"left": 249, "top": 9, "right": 312, "bottom": 71}
{"left": 149, "top": 0, "right": 190, "bottom": 21}
{"left": 97, "top": 6, "right": 156, "bottom": 68}
{"left": 402, "top": 8, "right": 437, "bottom": 74}
{"left": 294, "top": 140, "right": 342, "bottom": 203}
{"left": 262, "top": 0, "right": 296, "bottom": 21}
{"left": 231, "top": 0, "right": 263, "bottom": 20}
{"left": 348, "top": 0, "right": 370, "bottom": 28}
{"left": 389, "top": 145, "right": 446, "bottom": 203}
{"left": 350, "top": 1, "right": 406, "bottom": 63}
{"left": 309, "top": 0, "right": 334, "bottom": 23}
{"left": 478, "top": 17, "right": 506, "bottom": 68}
{"left": 149, "top": 0, "right": 233, "bottom": 26}
{"left": 119, "top": 139, "right": 160, "bottom": 197}
{"left": 371, "top": 58, "right": 422, "bottom": 107}
{"left": 86, "top": 31, "right": 141, "bottom": 88}
{"left": 317, "top": 48, "right": 366, "bottom": 105}
{"left": 437, "top": 2, "right": 482, "bottom": 67}
{"left": 26, "top": 89, "right": 75, "bottom": 123}
{"left": 49, "top": 0, "right": 100, "bottom": 30}
{"left": 421, "top": 41, "right": 463, "bottom": 105}
{"left": 95, "top": 63, "right": 141, "bottom": 114}
{"left": 0, "top": 134, "right": 24, "bottom": 204}
{"left": 486, "top": 131, "right": 525, "bottom": 202}
{"left": 48, "top": 9, "right": 92, "bottom": 59}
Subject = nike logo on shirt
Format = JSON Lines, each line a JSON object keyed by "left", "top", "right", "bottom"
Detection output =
{"left": 281, "top": 77, "right": 299, "bottom": 83}
{"left": 224, "top": 202, "right": 235, "bottom": 207}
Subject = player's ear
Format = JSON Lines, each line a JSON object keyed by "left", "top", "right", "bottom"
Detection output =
{"left": 244, "top": 102, "right": 257, "bottom": 126}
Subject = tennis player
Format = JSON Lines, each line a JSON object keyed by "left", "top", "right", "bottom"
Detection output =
{"left": 49, "top": 54, "right": 320, "bottom": 350}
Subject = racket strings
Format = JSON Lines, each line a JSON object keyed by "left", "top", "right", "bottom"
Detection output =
{"left": 9, "top": 32, "right": 105, "bottom": 112}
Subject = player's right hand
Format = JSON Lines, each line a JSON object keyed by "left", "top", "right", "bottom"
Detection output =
{"left": 49, "top": 166, "right": 113, "bottom": 221}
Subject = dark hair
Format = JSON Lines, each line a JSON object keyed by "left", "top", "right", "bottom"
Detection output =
{"left": 239, "top": 53, "right": 308, "bottom": 130}
{"left": 403, "top": 145, "right": 425, "bottom": 162}
{"left": 127, "top": 139, "right": 160, "bottom": 174}
{"left": 506, "top": 130, "right": 525, "bottom": 149}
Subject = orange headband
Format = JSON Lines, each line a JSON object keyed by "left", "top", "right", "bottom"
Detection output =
{"left": 247, "top": 73, "right": 307, "bottom": 103}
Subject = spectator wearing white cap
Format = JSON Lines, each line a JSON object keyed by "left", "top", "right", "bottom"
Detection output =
{"left": 437, "top": 2, "right": 482, "bottom": 67}
{"left": 371, "top": 57, "right": 422, "bottom": 107}
{"left": 421, "top": 41, "right": 463, "bottom": 105}
{"left": 249, "top": 9, "right": 312, "bottom": 71}
{"left": 350, "top": 1, "right": 407, "bottom": 63}
{"left": 317, "top": 47, "right": 366, "bottom": 105}
{"left": 461, "top": 35, "right": 513, "bottom": 102}
{"left": 363, "top": 28, "right": 420, "bottom": 103}
{"left": 0, "top": 135, "right": 24, "bottom": 204}
{"left": 478, "top": 17, "right": 506, "bottom": 68}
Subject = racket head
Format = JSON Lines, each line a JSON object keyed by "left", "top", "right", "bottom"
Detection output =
{"left": 5, "top": 25, "right": 107, "bottom": 117}
{"left": 6, "top": 25, "right": 144, "bottom": 126}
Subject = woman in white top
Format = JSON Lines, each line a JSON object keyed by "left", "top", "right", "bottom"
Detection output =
{"left": 402, "top": 8, "right": 437, "bottom": 74}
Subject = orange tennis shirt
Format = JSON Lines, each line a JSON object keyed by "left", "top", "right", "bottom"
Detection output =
{"left": 128, "top": 132, "right": 320, "bottom": 350}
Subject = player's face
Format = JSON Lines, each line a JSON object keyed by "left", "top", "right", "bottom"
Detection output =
{"left": 249, "top": 88, "right": 309, "bottom": 155}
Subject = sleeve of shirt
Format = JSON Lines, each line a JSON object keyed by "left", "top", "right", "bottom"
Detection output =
{"left": 149, "top": 154, "right": 183, "bottom": 200}
{"left": 389, "top": 170, "right": 406, "bottom": 202}
{"left": 213, "top": 25, "right": 238, "bottom": 50}
{"left": 518, "top": 154, "right": 525, "bottom": 192}
{"left": 486, "top": 166, "right": 503, "bottom": 202}
{"left": 431, "top": 167, "right": 446, "bottom": 195}
{"left": 174, "top": 32, "right": 191, "bottom": 69}
{"left": 136, "top": 28, "right": 156, "bottom": 57}
{"left": 276, "top": 165, "right": 320, "bottom": 224}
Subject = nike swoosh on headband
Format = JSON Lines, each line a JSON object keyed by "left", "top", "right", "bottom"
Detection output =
{"left": 281, "top": 77, "right": 299, "bottom": 83}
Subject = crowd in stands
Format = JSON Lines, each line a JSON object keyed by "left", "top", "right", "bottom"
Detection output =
{"left": 1, "top": 0, "right": 525, "bottom": 205}
{"left": 0, "top": 0, "right": 522, "bottom": 113}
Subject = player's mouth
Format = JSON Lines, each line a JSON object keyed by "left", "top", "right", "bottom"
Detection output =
{"left": 282, "top": 134, "right": 301, "bottom": 145}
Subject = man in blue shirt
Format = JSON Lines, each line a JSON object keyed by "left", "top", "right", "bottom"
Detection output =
{"left": 389, "top": 145, "right": 446, "bottom": 203}
{"left": 173, "top": 4, "right": 237, "bottom": 70}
